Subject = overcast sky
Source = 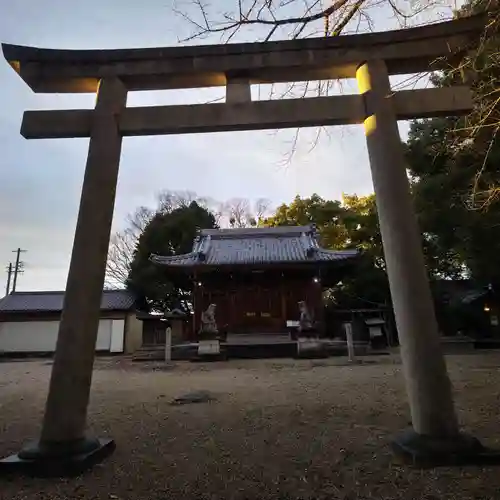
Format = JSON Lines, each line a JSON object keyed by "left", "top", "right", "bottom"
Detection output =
{"left": 0, "top": 0, "right": 457, "bottom": 292}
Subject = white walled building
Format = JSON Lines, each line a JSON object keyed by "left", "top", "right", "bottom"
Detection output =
{"left": 0, "top": 290, "right": 142, "bottom": 355}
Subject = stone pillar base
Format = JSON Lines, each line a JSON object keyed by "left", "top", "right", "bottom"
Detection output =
{"left": 0, "top": 437, "right": 115, "bottom": 477}
{"left": 296, "top": 338, "right": 329, "bottom": 359}
{"left": 193, "top": 340, "right": 227, "bottom": 362}
{"left": 391, "top": 429, "right": 500, "bottom": 468}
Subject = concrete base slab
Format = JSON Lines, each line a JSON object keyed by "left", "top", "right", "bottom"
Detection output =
{"left": 391, "top": 429, "right": 500, "bottom": 468}
{"left": 0, "top": 437, "right": 115, "bottom": 477}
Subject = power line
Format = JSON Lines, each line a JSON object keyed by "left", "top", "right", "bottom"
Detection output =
{"left": 11, "top": 248, "right": 27, "bottom": 292}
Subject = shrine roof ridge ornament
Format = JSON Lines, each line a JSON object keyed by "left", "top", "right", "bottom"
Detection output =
{"left": 198, "top": 225, "right": 317, "bottom": 238}
{"left": 2, "top": 13, "right": 485, "bottom": 93}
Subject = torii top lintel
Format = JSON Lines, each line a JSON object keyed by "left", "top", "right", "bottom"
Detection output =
{"left": 2, "top": 14, "right": 485, "bottom": 94}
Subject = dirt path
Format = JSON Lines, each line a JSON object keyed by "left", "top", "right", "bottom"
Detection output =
{"left": 1, "top": 354, "right": 500, "bottom": 499}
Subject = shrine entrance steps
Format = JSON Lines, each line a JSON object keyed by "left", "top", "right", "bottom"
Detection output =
{"left": 225, "top": 333, "right": 295, "bottom": 359}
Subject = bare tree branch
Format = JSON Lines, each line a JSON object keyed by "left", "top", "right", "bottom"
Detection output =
{"left": 105, "top": 191, "right": 203, "bottom": 288}
{"left": 443, "top": 2, "right": 500, "bottom": 208}
{"left": 224, "top": 198, "right": 252, "bottom": 227}
{"left": 254, "top": 198, "right": 273, "bottom": 221}
{"left": 174, "top": 0, "right": 457, "bottom": 161}
{"left": 330, "top": 0, "right": 367, "bottom": 36}
{"left": 175, "top": 0, "right": 455, "bottom": 43}
{"left": 173, "top": 0, "right": 497, "bottom": 207}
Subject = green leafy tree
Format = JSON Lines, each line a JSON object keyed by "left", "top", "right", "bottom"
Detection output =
{"left": 341, "top": 194, "right": 382, "bottom": 261}
{"left": 263, "top": 193, "right": 390, "bottom": 308}
{"left": 405, "top": 0, "right": 500, "bottom": 286}
{"left": 407, "top": 117, "right": 500, "bottom": 285}
{"left": 333, "top": 194, "right": 389, "bottom": 308}
{"left": 262, "top": 194, "right": 348, "bottom": 249}
{"left": 126, "top": 201, "right": 217, "bottom": 312}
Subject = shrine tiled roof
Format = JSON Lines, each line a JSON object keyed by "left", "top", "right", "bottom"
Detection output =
{"left": 150, "top": 225, "right": 358, "bottom": 268}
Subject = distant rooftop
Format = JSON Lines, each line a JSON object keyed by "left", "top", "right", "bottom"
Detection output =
{"left": 0, "top": 289, "right": 136, "bottom": 314}
{"left": 151, "top": 224, "right": 358, "bottom": 268}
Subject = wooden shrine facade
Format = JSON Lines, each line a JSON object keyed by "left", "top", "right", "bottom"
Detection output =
{"left": 151, "top": 225, "right": 357, "bottom": 336}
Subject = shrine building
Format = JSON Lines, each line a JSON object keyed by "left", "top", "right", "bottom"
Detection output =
{"left": 150, "top": 225, "right": 358, "bottom": 337}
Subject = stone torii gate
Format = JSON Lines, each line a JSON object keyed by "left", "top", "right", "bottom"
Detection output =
{"left": 1, "top": 13, "right": 497, "bottom": 475}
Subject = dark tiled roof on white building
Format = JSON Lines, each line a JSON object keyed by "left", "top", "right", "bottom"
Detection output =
{"left": 0, "top": 289, "right": 135, "bottom": 313}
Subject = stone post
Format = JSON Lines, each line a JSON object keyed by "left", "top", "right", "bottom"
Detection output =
{"left": 165, "top": 327, "right": 172, "bottom": 362}
{"left": 345, "top": 322, "right": 355, "bottom": 362}
{"left": 355, "top": 60, "right": 486, "bottom": 464}
{"left": 10, "top": 77, "right": 127, "bottom": 473}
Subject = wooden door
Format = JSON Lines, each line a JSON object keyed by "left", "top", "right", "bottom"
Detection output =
{"left": 142, "top": 321, "right": 166, "bottom": 346}
{"left": 233, "top": 286, "right": 283, "bottom": 333}
{"left": 258, "top": 287, "right": 283, "bottom": 332}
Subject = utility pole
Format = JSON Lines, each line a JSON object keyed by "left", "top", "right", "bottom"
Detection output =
{"left": 12, "top": 248, "right": 26, "bottom": 292}
{"left": 5, "top": 263, "right": 13, "bottom": 296}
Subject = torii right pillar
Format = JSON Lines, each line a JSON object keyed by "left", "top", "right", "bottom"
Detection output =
{"left": 356, "top": 59, "right": 497, "bottom": 466}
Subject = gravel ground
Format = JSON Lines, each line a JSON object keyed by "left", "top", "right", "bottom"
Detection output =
{"left": 1, "top": 353, "right": 500, "bottom": 499}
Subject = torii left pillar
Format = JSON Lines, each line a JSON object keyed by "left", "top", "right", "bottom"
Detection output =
{"left": 1, "top": 77, "right": 126, "bottom": 476}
